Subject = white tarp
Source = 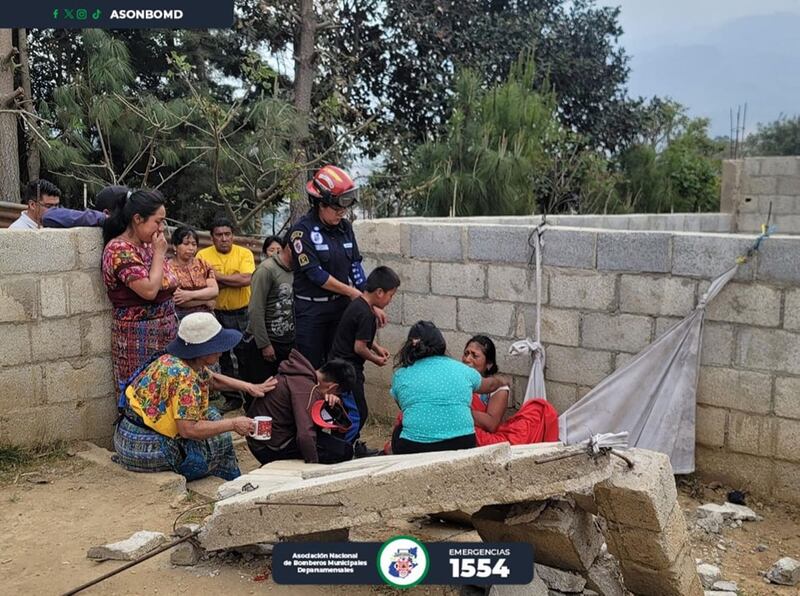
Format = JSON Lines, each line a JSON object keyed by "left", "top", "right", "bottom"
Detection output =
{"left": 557, "top": 265, "right": 739, "bottom": 474}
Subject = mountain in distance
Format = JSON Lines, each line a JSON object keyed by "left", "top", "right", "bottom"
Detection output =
{"left": 624, "top": 12, "right": 800, "bottom": 137}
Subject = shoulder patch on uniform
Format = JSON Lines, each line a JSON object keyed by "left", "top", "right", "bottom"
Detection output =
{"left": 298, "top": 254, "right": 310, "bottom": 266}
{"left": 291, "top": 230, "right": 304, "bottom": 240}
{"left": 293, "top": 239, "right": 304, "bottom": 254}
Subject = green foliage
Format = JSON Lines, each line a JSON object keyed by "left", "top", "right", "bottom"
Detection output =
{"left": 746, "top": 115, "right": 800, "bottom": 156}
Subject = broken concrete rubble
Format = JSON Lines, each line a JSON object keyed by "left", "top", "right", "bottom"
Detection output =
{"left": 86, "top": 530, "right": 167, "bottom": 561}
{"left": 472, "top": 499, "right": 603, "bottom": 572}
{"left": 696, "top": 503, "right": 758, "bottom": 522}
{"left": 200, "top": 442, "right": 614, "bottom": 551}
{"left": 696, "top": 563, "right": 722, "bottom": 588}
{"left": 766, "top": 556, "right": 800, "bottom": 586}
{"left": 198, "top": 444, "right": 703, "bottom": 596}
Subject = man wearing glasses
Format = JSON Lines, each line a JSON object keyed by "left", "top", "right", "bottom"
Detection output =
{"left": 8, "top": 179, "right": 61, "bottom": 229}
{"left": 290, "top": 165, "right": 386, "bottom": 371}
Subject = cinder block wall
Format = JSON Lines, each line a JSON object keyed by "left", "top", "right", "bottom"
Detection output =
{"left": 722, "top": 156, "right": 800, "bottom": 233}
{"left": 0, "top": 228, "right": 116, "bottom": 448}
{"left": 356, "top": 219, "right": 800, "bottom": 505}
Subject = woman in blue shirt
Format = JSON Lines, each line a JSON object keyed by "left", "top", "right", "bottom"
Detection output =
{"left": 389, "top": 321, "right": 507, "bottom": 454}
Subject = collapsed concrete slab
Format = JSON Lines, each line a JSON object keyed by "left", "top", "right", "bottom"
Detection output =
{"left": 595, "top": 449, "right": 702, "bottom": 596}
{"left": 200, "top": 442, "right": 614, "bottom": 551}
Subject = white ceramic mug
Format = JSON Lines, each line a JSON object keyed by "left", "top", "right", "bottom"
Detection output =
{"left": 250, "top": 416, "right": 272, "bottom": 441}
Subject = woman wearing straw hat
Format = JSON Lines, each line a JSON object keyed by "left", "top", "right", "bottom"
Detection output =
{"left": 113, "top": 312, "right": 277, "bottom": 480}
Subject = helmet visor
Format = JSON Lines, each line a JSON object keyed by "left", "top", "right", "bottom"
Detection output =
{"left": 331, "top": 187, "right": 358, "bottom": 208}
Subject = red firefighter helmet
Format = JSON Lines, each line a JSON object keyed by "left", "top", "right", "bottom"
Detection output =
{"left": 306, "top": 165, "right": 359, "bottom": 208}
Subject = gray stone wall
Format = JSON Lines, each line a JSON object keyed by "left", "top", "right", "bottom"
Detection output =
{"left": 0, "top": 228, "right": 115, "bottom": 447}
{"left": 356, "top": 219, "right": 800, "bottom": 505}
{"left": 722, "top": 156, "right": 800, "bottom": 233}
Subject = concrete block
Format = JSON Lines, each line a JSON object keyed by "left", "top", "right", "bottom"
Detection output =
{"left": 383, "top": 291, "right": 403, "bottom": 322}
{"left": 672, "top": 234, "right": 755, "bottom": 280}
{"left": 0, "top": 365, "right": 43, "bottom": 410}
{"left": 585, "top": 552, "right": 626, "bottom": 596}
{"left": 75, "top": 227, "right": 104, "bottom": 269}
{"left": 614, "top": 352, "right": 635, "bottom": 370}
{"left": 736, "top": 214, "right": 765, "bottom": 233}
{"left": 758, "top": 238, "right": 800, "bottom": 283}
{"left": 597, "top": 231, "right": 671, "bottom": 273}
{"left": 473, "top": 499, "right": 603, "bottom": 572}
{"left": 0, "top": 277, "right": 38, "bottom": 322}
{"left": 545, "top": 382, "right": 578, "bottom": 414}
{"left": 431, "top": 262, "right": 485, "bottom": 297}
{"left": 545, "top": 346, "right": 613, "bottom": 386}
{"left": 490, "top": 338, "right": 540, "bottom": 377}
{"left": 353, "top": 220, "right": 410, "bottom": 257}
{"left": 773, "top": 214, "right": 800, "bottom": 234}
{"left": 609, "top": 503, "right": 691, "bottom": 570}
{"left": 737, "top": 327, "right": 800, "bottom": 374}
{"left": 744, "top": 176, "right": 778, "bottom": 195}
{"left": 720, "top": 160, "right": 742, "bottom": 213}
{"left": 0, "top": 323, "right": 32, "bottom": 366}
{"left": 776, "top": 418, "right": 800, "bottom": 462}
{"left": 370, "top": 257, "right": 430, "bottom": 294}
{"left": 704, "top": 282, "right": 781, "bottom": 327}
{"left": 541, "top": 229, "right": 596, "bottom": 269}
{"left": 44, "top": 357, "right": 114, "bottom": 403}
{"left": 594, "top": 449, "right": 678, "bottom": 532}
{"left": 488, "top": 265, "right": 548, "bottom": 304}
{"left": 727, "top": 411, "right": 775, "bottom": 457}
{"left": 402, "top": 293, "right": 456, "bottom": 330}
{"left": 696, "top": 563, "right": 722, "bottom": 588}
{"left": 737, "top": 195, "right": 760, "bottom": 213}
{"left": 374, "top": 324, "right": 409, "bottom": 367}
{"left": 742, "top": 158, "right": 761, "bottom": 176}
{"left": 695, "top": 447, "right": 775, "bottom": 503}
{"left": 67, "top": 271, "right": 110, "bottom": 314}
{"left": 777, "top": 176, "right": 800, "bottom": 195}
{"left": 0, "top": 229, "right": 76, "bottom": 274}
{"left": 39, "top": 276, "right": 68, "bottom": 318}
{"left": 772, "top": 461, "right": 800, "bottom": 504}
{"left": 170, "top": 541, "right": 201, "bottom": 566}
{"left": 548, "top": 270, "right": 616, "bottom": 311}
{"left": 535, "top": 563, "right": 586, "bottom": 592}
{"left": 619, "top": 275, "right": 695, "bottom": 317}
{"left": 82, "top": 397, "right": 120, "bottom": 443}
{"left": 760, "top": 156, "right": 800, "bottom": 176}
{"left": 534, "top": 307, "right": 581, "bottom": 347}
{"left": 760, "top": 194, "right": 800, "bottom": 214}
{"left": 468, "top": 225, "right": 531, "bottom": 263}
{"left": 410, "top": 224, "right": 462, "bottom": 261}
{"left": 581, "top": 313, "right": 652, "bottom": 353}
{"left": 87, "top": 530, "right": 168, "bottom": 561}
{"left": 489, "top": 573, "right": 548, "bottom": 596}
{"left": 0, "top": 403, "right": 84, "bottom": 446}
{"left": 700, "top": 322, "right": 734, "bottom": 366}
{"left": 697, "top": 367, "right": 771, "bottom": 414}
{"left": 81, "top": 312, "right": 113, "bottom": 356}
{"left": 766, "top": 556, "right": 800, "bottom": 586}
{"left": 619, "top": 544, "right": 703, "bottom": 596}
{"left": 30, "top": 318, "right": 82, "bottom": 361}
{"left": 458, "top": 299, "right": 515, "bottom": 337}
{"left": 696, "top": 406, "right": 726, "bottom": 448}
{"left": 775, "top": 376, "right": 800, "bottom": 419}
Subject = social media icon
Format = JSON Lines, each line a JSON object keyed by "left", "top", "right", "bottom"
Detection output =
{"left": 76, "top": 8, "right": 87, "bottom": 19}
{"left": 92, "top": 8, "right": 101, "bottom": 20}
{"left": 52, "top": 8, "right": 59, "bottom": 19}
{"left": 64, "top": 8, "right": 75, "bottom": 19}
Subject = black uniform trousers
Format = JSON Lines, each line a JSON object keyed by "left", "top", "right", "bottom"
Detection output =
{"left": 214, "top": 307, "right": 249, "bottom": 399}
{"left": 294, "top": 297, "right": 348, "bottom": 369}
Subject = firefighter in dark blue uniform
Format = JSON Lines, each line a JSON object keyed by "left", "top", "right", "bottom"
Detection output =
{"left": 290, "top": 165, "right": 384, "bottom": 368}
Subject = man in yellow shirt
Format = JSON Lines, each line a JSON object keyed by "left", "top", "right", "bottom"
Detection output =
{"left": 197, "top": 217, "right": 256, "bottom": 412}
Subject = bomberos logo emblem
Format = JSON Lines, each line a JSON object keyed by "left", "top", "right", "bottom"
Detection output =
{"left": 377, "top": 535, "right": 430, "bottom": 588}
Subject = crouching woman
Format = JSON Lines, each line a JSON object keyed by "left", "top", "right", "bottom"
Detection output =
{"left": 113, "top": 312, "right": 276, "bottom": 480}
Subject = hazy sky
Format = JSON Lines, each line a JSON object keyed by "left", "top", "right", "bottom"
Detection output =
{"left": 600, "top": 0, "right": 800, "bottom": 50}
{"left": 598, "top": 1, "right": 800, "bottom": 135}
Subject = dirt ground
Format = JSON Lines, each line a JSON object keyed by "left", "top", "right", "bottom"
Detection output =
{"left": 0, "top": 426, "right": 798, "bottom": 596}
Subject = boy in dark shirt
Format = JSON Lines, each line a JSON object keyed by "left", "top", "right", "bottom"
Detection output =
{"left": 330, "top": 266, "right": 400, "bottom": 456}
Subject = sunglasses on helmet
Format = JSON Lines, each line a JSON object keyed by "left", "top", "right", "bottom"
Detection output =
{"left": 313, "top": 180, "right": 359, "bottom": 209}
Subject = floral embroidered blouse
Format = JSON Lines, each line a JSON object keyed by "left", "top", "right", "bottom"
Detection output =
{"left": 126, "top": 354, "right": 211, "bottom": 439}
{"left": 170, "top": 256, "right": 216, "bottom": 315}
{"left": 102, "top": 238, "right": 178, "bottom": 320}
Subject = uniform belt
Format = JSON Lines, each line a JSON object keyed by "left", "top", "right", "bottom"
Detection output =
{"left": 295, "top": 294, "right": 341, "bottom": 303}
